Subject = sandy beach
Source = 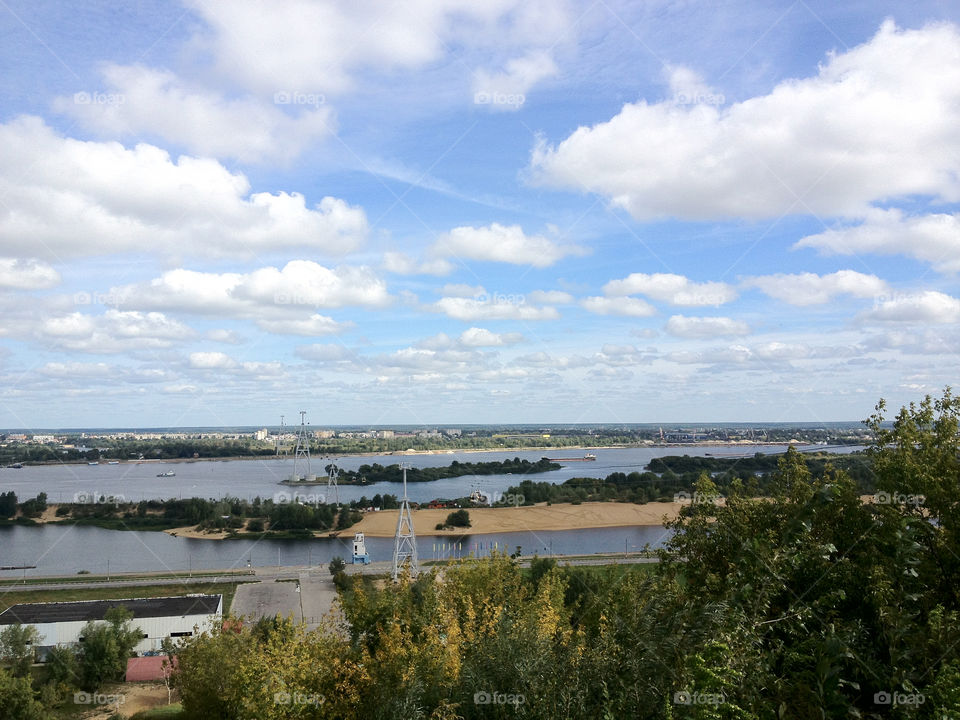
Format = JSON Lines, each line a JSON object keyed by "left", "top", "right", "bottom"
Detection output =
{"left": 351, "top": 501, "right": 681, "bottom": 537}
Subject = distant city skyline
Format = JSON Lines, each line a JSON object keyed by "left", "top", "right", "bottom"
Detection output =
{"left": 1, "top": 1, "right": 958, "bottom": 427}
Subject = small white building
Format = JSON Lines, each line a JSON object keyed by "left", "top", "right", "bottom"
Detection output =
{"left": 0, "top": 594, "right": 222, "bottom": 657}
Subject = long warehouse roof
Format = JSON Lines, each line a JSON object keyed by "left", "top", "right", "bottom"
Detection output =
{"left": 0, "top": 594, "right": 221, "bottom": 625}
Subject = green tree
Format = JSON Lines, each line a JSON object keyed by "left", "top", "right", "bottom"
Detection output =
{"left": 0, "top": 624, "right": 40, "bottom": 677}
{"left": 0, "top": 668, "right": 48, "bottom": 720}
{"left": 0, "top": 491, "right": 17, "bottom": 518}
{"left": 77, "top": 606, "right": 141, "bottom": 691}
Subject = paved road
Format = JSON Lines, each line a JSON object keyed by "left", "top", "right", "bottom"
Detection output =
{"left": 232, "top": 579, "right": 302, "bottom": 624}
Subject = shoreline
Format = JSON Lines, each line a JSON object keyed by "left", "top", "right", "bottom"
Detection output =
{"left": 159, "top": 501, "right": 681, "bottom": 541}
{"left": 4, "top": 440, "right": 819, "bottom": 467}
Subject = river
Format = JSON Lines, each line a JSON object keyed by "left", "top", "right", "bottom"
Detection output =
{"left": 0, "top": 444, "right": 861, "bottom": 577}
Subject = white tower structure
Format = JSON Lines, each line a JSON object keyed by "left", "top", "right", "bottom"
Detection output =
{"left": 276, "top": 415, "right": 285, "bottom": 455}
{"left": 352, "top": 532, "right": 370, "bottom": 565}
{"left": 391, "top": 463, "right": 418, "bottom": 581}
{"left": 292, "top": 411, "right": 313, "bottom": 482}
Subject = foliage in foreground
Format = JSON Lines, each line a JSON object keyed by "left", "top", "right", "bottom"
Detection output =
{"left": 166, "top": 390, "right": 960, "bottom": 719}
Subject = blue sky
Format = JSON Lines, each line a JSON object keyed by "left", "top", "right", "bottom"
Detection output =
{"left": 1, "top": 0, "right": 958, "bottom": 428}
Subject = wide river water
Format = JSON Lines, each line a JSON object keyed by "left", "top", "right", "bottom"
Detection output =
{"left": 0, "top": 445, "right": 860, "bottom": 577}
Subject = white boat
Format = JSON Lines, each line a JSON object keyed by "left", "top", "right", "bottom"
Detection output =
{"left": 156, "top": 470, "right": 176, "bottom": 477}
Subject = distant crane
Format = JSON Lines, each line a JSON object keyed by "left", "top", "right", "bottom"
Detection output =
{"left": 391, "top": 463, "right": 418, "bottom": 581}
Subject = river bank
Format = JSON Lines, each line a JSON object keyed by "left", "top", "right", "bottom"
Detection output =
{"left": 2, "top": 440, "right": 815, "bottom": 467}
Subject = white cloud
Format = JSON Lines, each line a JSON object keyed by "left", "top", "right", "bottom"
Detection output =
{"left": 665, "top": 315, "right": 750, "bottom": 338}
{"left": 581, "top": 296, "right": 657, "bottom": 317}
{"left": 473, "top": 49, "right": 557, "bottom": 110}
{"left": 433, "top": 296, "right": 559, "bottom": 321}
{"left": 37, "top": 310, "right": 194, "bottom": 353}
{"left": 603, "top": 273, "right": 736, "bottom": 306}
{"left": 458, "top": 327, "right": 523, "bottom": 347}
{"left": 530, "top": 21, "right": 960, "bottom": 220}
{"left": 382, "top": 251, "right": 454, "bottom": 276}
{"left": 261, "top": 315, "right": 347, "bottom": 336}
{"left": 864, "top": 291, "right": 960, "bottom": 323}
{"left": 742, "top": 270, "right": 888, "bottom": 306}
{"left": 187, "top": 0, "right": 570, "bottom": 96}
{"left": 795, "top": 209, "right": 960, "bottom": 274}
{"left": 189, "top": 351, "right": 237, "bottom": 369}
{"left": 0, "top": 258, "right": 60, "bottom": 290}
{"left": 55, "top": 65, "right": 334, "bottom": 163}
{"left": 114, "top": 262, "right": 388, "bottom": 316}
{"left": 0, "top": 117, "right": 367, "bottom": 260}
{"left": 39, "top": 361, "right": 113, "bottom": 378}
{"left": 433, "top": 223, "right": 582, "bottom": 267}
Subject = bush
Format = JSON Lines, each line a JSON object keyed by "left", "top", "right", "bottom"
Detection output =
{"left": 444, "top": 509, "right": 470, "bottom": 528}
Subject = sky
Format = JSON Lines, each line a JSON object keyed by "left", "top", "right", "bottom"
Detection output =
{"left": 0, "top": 0, "right": 958, "bottom": 428}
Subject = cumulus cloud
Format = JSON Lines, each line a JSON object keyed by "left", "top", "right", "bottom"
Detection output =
{"left": 0, "top": 117, "right": 367, "bottom": 260}
{"left": 795, "top": 209, "right": 960, "bottom": 274}
{"left": 55, "top": 65, "right": 334, "bottom": 163}
{"left": 433, "top": 223, "right": 582, "bottom": 267}
{"left": 187, "top": 0, "right": 570, "bottom": 96}
{"left": 101, "top": 261, "right": 386, "bottom": 337}
{"left": 665, "top": 315, "right": 750, "bottom": 338}
{"left": 742, "top": 270, "right": 888, "bottom": 306}
{"left": 189, "top": 351, "right": 237, "bottom": 369}
{"left": 603, "top": 273, "right": 736, "bottom": 306}
{"left": 864, "top": 291, "right": 960, "bottom": 323}
{"left": 530, "top": 21, "right": 960, "bottom": 220}
{"left": 458, "top": 327, "right": 523, "bottom": 347}
{"left": 581, "top": 296, "right": 657, "bottom": 317}
{"left": 112, "top": 261, "right": 388, "bottom": 335}
{"left": 37, "top": 310, "right": 194, "bottom": 353}
{"left": 0, "top": 258, "right": 60, "bottom": 290}
{"left": 433, "top": 296, "right": 559, "bottom": 321}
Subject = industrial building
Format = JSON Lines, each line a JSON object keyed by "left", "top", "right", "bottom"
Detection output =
{"left": 0, "top": 594, "right": 222, "bottom": 657}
